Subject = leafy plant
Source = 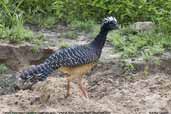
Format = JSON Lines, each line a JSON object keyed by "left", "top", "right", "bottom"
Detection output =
{"left": 1, "top": 0, "right": 171, "bottom": 32}
{"left": 59, "top": 40, "right": 70, "bottom": 49}
{"left": 60, "top": 20, "right": 98, "bottom": 39}
{"left": 0, "top": 64, "right": 8, "bottom": 74}
{"left": 110, "top": 26, "right": 171, "bottom": 60}
{"left": 0, "top": 0, "right": 42, "bottom": 43}
{"left": 70, "top": 20, "right": 96, "bottom": 33}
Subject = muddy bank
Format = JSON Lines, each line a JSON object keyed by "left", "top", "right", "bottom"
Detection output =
{"left": 0, "top": 43, "right": 55, "bottom": 71}
{"left": 0, "top": 54, "right": 171, "bottom": 113}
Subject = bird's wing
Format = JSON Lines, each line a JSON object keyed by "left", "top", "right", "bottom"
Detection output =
{"left": 17, "top": 45, "right": 100, "bottom": 87}
{"left": 44, "top": 45, "right": 100, "bottom": 68}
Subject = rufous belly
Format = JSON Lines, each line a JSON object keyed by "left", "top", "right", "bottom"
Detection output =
{"left": 58, "top": 63, "right": 95, "bottom": 78}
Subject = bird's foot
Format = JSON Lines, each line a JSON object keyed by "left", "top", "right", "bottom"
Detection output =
{"left": 65, "top": 92, "right": 70, "bottom": 98}
{"left": 79, "top": 88, "right": 89, "bottom": 98}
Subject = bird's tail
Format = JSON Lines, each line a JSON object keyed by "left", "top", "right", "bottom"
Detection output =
{"left": 16, "top": 62, "right": 56, "bottom": 89}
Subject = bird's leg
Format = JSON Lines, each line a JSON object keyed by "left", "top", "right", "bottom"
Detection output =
{"left": 78, "top": 77, "right": 89, "bottom": 98}
{"left": 65, "top": 75, "right": 78, "bottom": 98}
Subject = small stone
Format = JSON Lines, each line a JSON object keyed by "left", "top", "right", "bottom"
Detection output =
{"left": 132, "top": 21, "right": 155, "bottom": 32}
{"left": 14, "top": 101, "right": 18, "bottom": 105}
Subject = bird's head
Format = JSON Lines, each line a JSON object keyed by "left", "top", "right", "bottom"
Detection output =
{"left": 101, "top": 16, "right": 119, "bottom": 31}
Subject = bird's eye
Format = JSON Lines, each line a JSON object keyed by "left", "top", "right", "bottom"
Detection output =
{"left": 110, "top": 22, "right": 115, "bottom": 25}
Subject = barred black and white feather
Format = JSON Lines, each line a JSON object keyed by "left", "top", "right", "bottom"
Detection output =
{"left": 19, "top": 44, "right": 101, "bottom": 81}
{"left": 45, "top": 44, "right": 101, "bottom": 67}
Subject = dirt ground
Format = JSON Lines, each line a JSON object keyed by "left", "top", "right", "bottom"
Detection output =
{"left": 0, "top": 25, "right": 171, "bottom": 114}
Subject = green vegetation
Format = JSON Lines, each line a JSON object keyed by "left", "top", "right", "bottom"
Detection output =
{"left": 59, "top": 40, "right": 70, "bottom": 48}
{"left": 0, "top": 64, "right": 8, "bottom": 74}
{"left": 0, "top": 24, "right": 44, "bottom": 43}
{"left": 60, "top": 31, "right": 78, "bottom": 39}
{"left": 0, "top": 22, "right": 33, "bottom": 43}
{"left": 109, "top": 27, "right": 171, "bottom": 60}
{"left": 0, "top": 0, "right": 43, "bottom": 43}
{"left": 70, "top": 20, "right": 100, "bottom": 39}
{"left": 61, "top": 20, "right": 98, "bottom": 39}
{"left": 0, "top": 0, "right": 171, "bottom": 61}
{"left": 1, "top": 0, "right": 171, "bottom": 27}
{"left": 70, "top": 20, "right": 96, "bottom": 33}
{"left": 1, "top": 1, "right": 170, "bottom": 26}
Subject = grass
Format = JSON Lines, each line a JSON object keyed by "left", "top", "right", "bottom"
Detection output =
{"left": 70, "top": 20, "right": 96, "bottom": 33}
{"left": 60, "top": 31, "right": 78, "bottom": 39}
{"left": 88, "top": 24, "right": 100, "bottom": 38}
{"left": 60, "top": 20, "right": 99, "bottom": 39}
{"left": 0, "top": 1, "right": 44, "bottom": 44}
{"left": 59, "top": 39, "right": 70, "bottom": 48}
{"left": 0, "top": 13, "right": 44, "bottom": 44}
{"left": 28, "top": 16, "right": 57, "bottom": 28}
{"left": 0, "top": 64, "right": 8, "bottom": 74}
{"left": 109, "top": 26, "right": 171, "bottom": 60}
{"left": 0, "top": 26, "right": 44, "bottom": 44}
{"left": 0, "top": 25, "right": 33, "bottom": 43}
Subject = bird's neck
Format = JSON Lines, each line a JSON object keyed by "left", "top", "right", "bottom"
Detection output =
{"left": 91, "top": 28, "right": 109, "bottom": 49}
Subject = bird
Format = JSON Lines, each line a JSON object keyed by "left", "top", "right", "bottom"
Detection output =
{"left": 17, "top": 16, "right": 119, "bottom": 97}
